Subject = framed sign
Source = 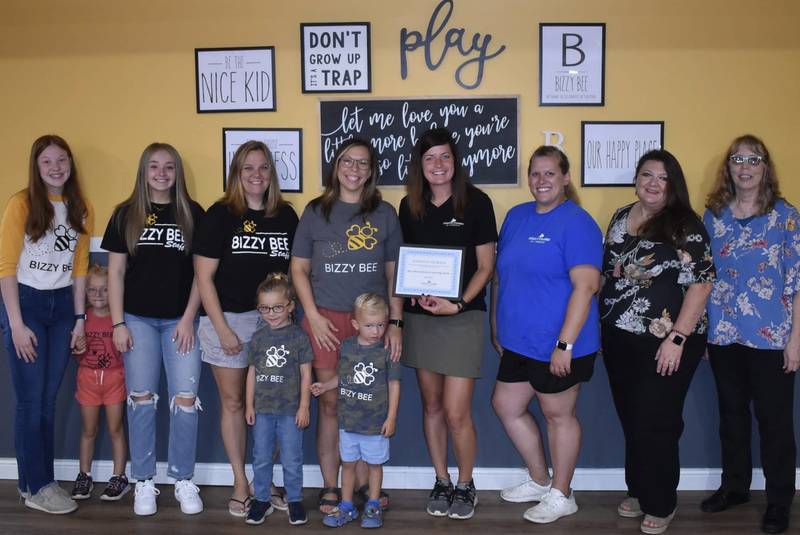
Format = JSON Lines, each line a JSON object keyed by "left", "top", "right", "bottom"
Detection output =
{"left": 581, "top": 121, "right": 664, "bottom": 187}
{"left": 196, "top": 47, "right": 276, "bottom": 113}
{"left": 539, "top": 23, "right": 605, "bottom": 106}
{"left": 222, "top": 128, "right": 302, "bottom": 192}
{"left": 301, "top": 23, "right": 371, "bottom": 93}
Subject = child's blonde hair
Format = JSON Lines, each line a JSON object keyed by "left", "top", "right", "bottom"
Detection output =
{"left": 87, "top": 264, "right": 108, "bottom": 281}
{"left": 353, "top": 292, "right": 388, "bottom": 316}
{"left": 256, "top": 272, "right": 295, "bottom": 302}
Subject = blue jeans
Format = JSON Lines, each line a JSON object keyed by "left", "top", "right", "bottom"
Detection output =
{"left": 0, "top": 284, "right": 74, "bottom": 494}
{"left": 124, "top": 313, "right": 201, "bottom": 480}
{"left": 252, "top": 413, "right": 304, "bottom": 503}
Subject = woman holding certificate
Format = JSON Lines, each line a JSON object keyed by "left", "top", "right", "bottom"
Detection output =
{"left": 490, "top": 146, "right": 602, "bottom": 524}
{"left": 399, "top": 127, "right": 497, "bottom": 521}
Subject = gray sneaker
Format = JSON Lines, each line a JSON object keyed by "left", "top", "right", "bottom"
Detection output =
{"left": 25, "top": 482, "right": 78, "bottom": 514}
{"left": 426, "top": 478, "right": 453, "bottom": 517}
{"left": 448, "top": 480, "right": 478, "bottom": 520}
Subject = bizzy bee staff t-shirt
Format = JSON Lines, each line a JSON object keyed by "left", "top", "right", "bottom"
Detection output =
{"left": 194, "top": 201, "right": 298, "bottom": 313}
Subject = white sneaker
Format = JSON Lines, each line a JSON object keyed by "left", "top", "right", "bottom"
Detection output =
{"left": 174, "top": 479, "right": 203, "bottom": 515}
{"left": 523, "top": 488, "right": 578, "bottom": 524}
{"left": 134, "top": 480, "right": 160, "bottom": 516}
{"left": 500, "top": 477, "right": 551, "bottom": 503}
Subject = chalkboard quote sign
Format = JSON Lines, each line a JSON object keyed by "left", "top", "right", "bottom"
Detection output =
{"left": 319, "top": 97, "right": 518, "bottom": 186}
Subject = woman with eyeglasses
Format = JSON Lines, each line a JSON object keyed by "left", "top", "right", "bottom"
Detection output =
{"left": 194, "top": 140, "right": 298, "bottom": 517}
{"left": 399, "top": 127, "right": 497, "bottom": 521}
{"left": 290, "top": 137, "right": 403, "bottom": 515}
{"left": 701, "top": 134, "right": 798, "bottom": 535}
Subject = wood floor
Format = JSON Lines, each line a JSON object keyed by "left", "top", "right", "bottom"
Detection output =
{"left": 0, "top": 481, "right": 790, "bottom": 535}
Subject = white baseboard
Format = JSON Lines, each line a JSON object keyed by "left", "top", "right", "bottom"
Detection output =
{"left": 0, "top": 458, "right": 796, "bottom": 490}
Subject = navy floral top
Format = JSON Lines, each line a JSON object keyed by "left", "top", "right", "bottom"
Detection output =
{"left": 600, "top": 203, "right": 716, "bottom": 339}
{"left": 703, "top": 199, "right": 800, "bottom": 349}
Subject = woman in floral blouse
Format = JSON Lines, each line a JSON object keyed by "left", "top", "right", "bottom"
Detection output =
{"left": 600, "top": 149, "right": 714, "bottom": 535}
{"left": 700, "top": 134, "right": 798, "bottom": 535}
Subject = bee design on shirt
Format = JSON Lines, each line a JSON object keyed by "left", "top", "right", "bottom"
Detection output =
{"left": 353, "top": 362, "right": 377, "bottom": 386}
{"left": 146, "top": 213, "right": 158, "bottom": 225}
{"left": 346, "top": 222, "right": 379, "bottom": 251}
{"left": 53, "top": 224, "right": 78, "bottom": 252}
{"left": 243, "top": 219, "right": 257, "bottom": 233}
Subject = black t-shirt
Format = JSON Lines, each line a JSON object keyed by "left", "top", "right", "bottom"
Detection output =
{"left": 101, "top": 201, "right": 205, "bottom": 319}
{"left": 193, "top": 201, "right": 298, "bottom": 313}
{"left": 399, "top": 185, "right": 497, "bottom": 314}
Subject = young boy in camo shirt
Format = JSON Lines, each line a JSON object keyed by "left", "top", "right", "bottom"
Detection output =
{"left": 311, "top": 292, "right": 401, "bottom": 529}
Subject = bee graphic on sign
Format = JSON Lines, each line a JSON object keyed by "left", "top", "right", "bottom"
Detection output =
{"left": 53, "top": 224, "right": 78, "bottom": 252}
{"left": 346, "top": 221, "right": 378, "bottom": 251}
{"left": 353, "top": 362, "right": 376, "bottom": 386}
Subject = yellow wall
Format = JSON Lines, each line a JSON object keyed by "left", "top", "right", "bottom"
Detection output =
{"left": 1, "top": 0, "right": 799, "bottom": 234}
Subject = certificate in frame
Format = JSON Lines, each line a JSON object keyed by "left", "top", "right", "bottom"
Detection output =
{"left": 393, "top": 245, "right": 465, "bottom": 299}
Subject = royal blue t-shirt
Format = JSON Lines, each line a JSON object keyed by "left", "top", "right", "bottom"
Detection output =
{"left": 496, "top": 200, "right": 603, "bottom": 362}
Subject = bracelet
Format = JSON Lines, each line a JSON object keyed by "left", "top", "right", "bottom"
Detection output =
{"left": 112, "top": 321, "right": 126, "bottom": 329}
{"left": 670, "top": 328, "right": 689, "bottom": 337}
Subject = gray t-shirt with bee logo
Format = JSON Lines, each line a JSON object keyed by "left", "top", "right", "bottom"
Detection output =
{"left": 337, "top": 337, "right": 402, "bottom": 435}
{"left": 291, "top": 200, "right": 402, "bottom": 312}
{"left": 248, "top": 323, "right": 313, "bottom": 415}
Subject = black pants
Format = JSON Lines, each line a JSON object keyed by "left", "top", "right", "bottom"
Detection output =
{"left": 602, "top": 327, "right": 704, "bottom": 517}
{"left": 707, "top": 343, "right": 796, "bottom": 507}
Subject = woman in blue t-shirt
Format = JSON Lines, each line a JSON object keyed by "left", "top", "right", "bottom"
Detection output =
{"left": 701, "top": 134, "right": 798, "bottom": 535}
{"left": 490, "top": 146, "right": 602, "bottom": 524}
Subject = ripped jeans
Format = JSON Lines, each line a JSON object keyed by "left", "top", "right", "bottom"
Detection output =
{"left": 123, "top": 313, "right": 202, "bottom": 481}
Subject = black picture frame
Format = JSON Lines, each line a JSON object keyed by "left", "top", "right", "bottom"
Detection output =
{"left": 301, "top": 22, "right": 372, "bottom": 93}
{"left": 580, "top": 121, "right": 665, "bottom": 187}
{"left": 195, "top": 46, "right": 277, "bottom": 113}
{"left": 222, "top": 127, "right": 303, "bottom": 193}
{"left": 539, "top": 23, "right": 606, "bottom": 107}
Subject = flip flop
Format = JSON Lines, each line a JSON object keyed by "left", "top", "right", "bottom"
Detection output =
{"left": 355, "top": 484, "right": 390, "bottom": 511}
{"left": 228, "top": 495, "right": 252, "bottom": 517}
{"left": 271, "top": 485, "right": 288, "bottom": 511}
{"left": 318, "top": 486, "right": 341, "bottom": 514}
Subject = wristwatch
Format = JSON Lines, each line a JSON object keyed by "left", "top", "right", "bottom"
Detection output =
{"left": 388, "top": 319, "right": 404, "bottom": 328}
{"left": 670, "top": 333, "right": 686, "bottom": 346}
{"left": 556, "top": 340, "right": 573, "bottom": 351}
{"left": 74, "top": 313, "right": 87, "bottom": 321}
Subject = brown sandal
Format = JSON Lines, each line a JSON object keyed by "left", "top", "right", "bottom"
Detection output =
{"left": 640, "top": 509, "right": 676, "bottom": 534}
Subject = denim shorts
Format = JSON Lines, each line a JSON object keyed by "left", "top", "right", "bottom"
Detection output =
{"left": 198, "top": 311, "right": 261, "bottom": 369}
{"left": 339, "top": 429, "right": 389, "bottom": 464}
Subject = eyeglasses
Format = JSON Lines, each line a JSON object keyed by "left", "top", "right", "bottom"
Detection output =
{"left": 87, "top": 287, "right": 108, "bottom": 295}
{"left": 256, "top": 303, "right": 289, "bottom": 314}
{"left": 729, "top": 155, "right": 765, "bottom": 166}
{"left": 339, "top": 157, "right": 371, "bottom": 170}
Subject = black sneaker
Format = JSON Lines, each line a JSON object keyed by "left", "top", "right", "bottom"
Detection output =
{"left": 71, "top": 472, "right": 93, "bottom": 500}
{"left": 426, "top": 478, "right": 453, "bottom": 517}
{"left": 287, "top": 501, "right": 307, "bottom": 525}
{"left": 448, "top": 480, "right": 478, "bottom": 520}
{"left": 245, "top": 499, "right": 274, "bottom": 525}
{"left": 101, "top": 475, "right": 130, "bottom": 501}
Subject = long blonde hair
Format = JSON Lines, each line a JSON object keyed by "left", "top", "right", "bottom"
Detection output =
{"left": 114, "top": 143, "right": 196, "bottom": 255}
{"left": 220, "top": 141, "right": 286, "bottom": 218}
